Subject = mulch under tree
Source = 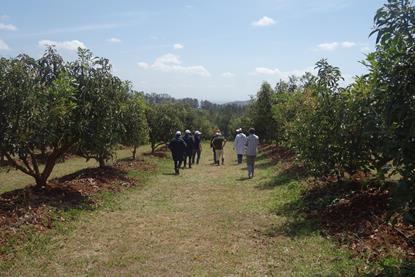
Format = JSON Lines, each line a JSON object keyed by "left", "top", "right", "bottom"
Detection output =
{"left": 0, "top": 159, "right": 156, "bottom": 252}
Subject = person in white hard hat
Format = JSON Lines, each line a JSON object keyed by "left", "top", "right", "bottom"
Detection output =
{"left": 183, "top": 129, "right": 194, "bottom": 168}
{"left": 168, "top": 131, "right": 187, "bottom": 175}
{"left": 192, "top": 131, "right": 202, "bottom": 164}
{"left": 234, "top": 128, "right": 247, "bottom": 164}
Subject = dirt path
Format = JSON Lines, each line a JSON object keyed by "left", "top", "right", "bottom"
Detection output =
{"left": 9, "top": 144, "right": 361, "bottom": 276}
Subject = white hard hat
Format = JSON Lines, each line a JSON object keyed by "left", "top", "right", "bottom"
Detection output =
{"left": 185, "top": 130, "right": 191, "bottom": 134}
{"left": 176, "top": 131, "right": 182, "bottom": 135}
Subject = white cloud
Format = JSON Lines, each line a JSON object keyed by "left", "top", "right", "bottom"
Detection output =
{"left": 318, "top": 42, "right": 339, "bottom": 51}
{"left": 38, "top": 39, "right": 86, "bottom": 51}
{"left": 0, "top": 39, "right": 10, "bottom": 50}
{"left": 0, "top": 15, "right": 9, "bottom": 21}
{"left": 107, "top": 37, "right": 121, "bottom": 43}
{"left": 253, "top": 66, "right": 314, "bottom": 80}
{"left": 0, "top": 23, "right": 17, "bottom": 31}
{"left": 341, "top": 41, "right": 356, "bottom": 48}
{"left": 317, "top": 41, "right": 356, "bottom": 51}
{"left": 252, "top": 16, "right": 276, "bottom": 27}
{"left": 138, "top": 53, "right": 210, "bottom": 77}
{"left": 221, "top": 72, "right": 235, "bottom": 78}
{"left": 174, "top": 43, "right": 184, "bottom": 49}
{"left": 138, "top": 62, "right": 149, "bottom": 68}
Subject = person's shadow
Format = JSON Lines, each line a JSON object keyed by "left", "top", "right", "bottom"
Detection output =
{"left": 162, "top": 173, "right": 178, "bottom": 176}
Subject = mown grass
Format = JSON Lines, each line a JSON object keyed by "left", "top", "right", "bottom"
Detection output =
{"left": 0, "top": 146, "right": 158, "bottom": 273}
{"left": 0, "top": 143, "right": 392, "bottom": 275}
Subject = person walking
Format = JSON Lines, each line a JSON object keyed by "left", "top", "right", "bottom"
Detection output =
{"left": 183, "top": 130, "right": 194, "bottom": 168}
{"left": 192, "top": 130, "right": 202, "bottom": 165}
{"left": 168, "top": 131, "right": 187, "bottom": 175}
{"left": 212, "top": 131, "right": 226, "bottom": 166}
{"left": 210, "top": 130, "right": 219, "bottom": 164}
{"left": 245, "top": 128, "right": 259, "bottom": 178}
{"left": 234, "top": 128, "right": 247, "bottom": 164}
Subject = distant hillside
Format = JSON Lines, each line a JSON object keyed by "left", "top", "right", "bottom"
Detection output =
{"left": 224, "top": 100, "right": 251, "bottom": 107}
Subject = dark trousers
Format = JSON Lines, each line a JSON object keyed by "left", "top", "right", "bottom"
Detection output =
{"left": 174, "top": 160, "right": 182, "bottom": 173}
{"left": 183, "top": 154, "right": 192, "bottom": 168}
{"left": 237, "top": 154, "right": 243, "bottom": 164}
{"left": 192, "top": 149, "right": 201, "bottom": 164}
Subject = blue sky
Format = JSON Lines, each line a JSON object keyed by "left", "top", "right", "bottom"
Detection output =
{"left": 1, "top": 0, "right": 385, "bottom": 102}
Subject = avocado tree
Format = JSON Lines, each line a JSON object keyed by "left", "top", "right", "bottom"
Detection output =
{"left": 248, "top": 82, "right": 278, "bottom": 143}
{"left": 289, "top": 59, "right": 348, "bottom": 178}
{"left": 0, "top": 49, "right": 78, "bottom": 188}
{"left": 368, "top": 0, "right": 415, "bottom": 182}
{"left": 146, "top": 103, "right": 184, "bottom": 153}
{"left": 121, "top": 91, "right": 149, "bottom": 159}
{"left": 69, "top": 49, "right": 128, "bottom": 167}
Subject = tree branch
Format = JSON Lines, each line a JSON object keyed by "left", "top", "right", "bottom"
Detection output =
{"left": 4, "top": 152, "right": 36, "bottom": 177}
{"left": 28, "top": 149, "right": 40, "bottom": 176}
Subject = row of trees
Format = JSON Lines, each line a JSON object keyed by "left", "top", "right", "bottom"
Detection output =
{"left": 0, "top": 48, "right": 247, "bottom": 188}
{"left": 144, "top": 98, "right": 248, "bottom": 153}
{"left": 0, "top": 48, "right": 149, "bottom": 187}
{"left": 247, "top": 0, "right": 414, "bottom": 184}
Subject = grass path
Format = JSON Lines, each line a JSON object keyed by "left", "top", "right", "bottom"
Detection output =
{"left": 4, "top": 144, "right": 363, "bottom": 276}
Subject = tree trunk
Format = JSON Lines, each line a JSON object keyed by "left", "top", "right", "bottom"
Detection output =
{"left": 151, "top": 142, "right": 155, "bottom": 154}
{"left": 34, "top": 176, "right": 47, "bottom": 188}
{"left": 132, "top": 145, "right": 137, "bottom": 160}
{"left": 98, "top": 157, "right": 106, "bottom": 168}
{"left": 34, "top": 146, "right": 70, "bottom": 189}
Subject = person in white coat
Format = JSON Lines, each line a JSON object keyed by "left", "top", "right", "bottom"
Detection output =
{"left": 246, "top": 128, "right": 259, "bottom": 179}
{"left": 234, "top": 128, "right": 247, "bottom": 164}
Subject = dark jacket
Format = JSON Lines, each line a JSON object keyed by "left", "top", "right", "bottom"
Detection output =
{"left": 168, "top": 137, "right": 187, "bottom": 161}
{"left": 183, "top": 134, "right": 194, "bottom": 155}
{"left": 194, "top": 134, "right": 202, "bottom": 150}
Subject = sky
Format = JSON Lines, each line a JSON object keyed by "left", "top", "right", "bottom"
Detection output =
{"left": 0, "top": 0, "right": 386, "bottom": 102}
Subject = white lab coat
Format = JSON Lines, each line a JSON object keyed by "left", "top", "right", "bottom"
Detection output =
{"left": 234, "top": 133, "right": 247, "bottom": 155}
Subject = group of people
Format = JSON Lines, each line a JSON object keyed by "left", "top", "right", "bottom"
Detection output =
{"left": 168, "top": 128, "right": 259, "bottom": 179}
{"left": 168, "top": 130, "right": 202, "bottom": 175}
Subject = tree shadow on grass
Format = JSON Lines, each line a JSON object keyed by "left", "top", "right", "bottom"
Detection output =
{"left": 255, "top": 164, "right": 308, "bottom": 190}
{"left": 239, "top": 159, "right": 277, "bottom": 171}
{"left": 263, "top": 177, "right": 415, "bottom": 273}
{"left": 0, "top": 166, "right": 135, "bottom": 232}
{"left": 367, "top": 259, "right": 415, "bottom": 276}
